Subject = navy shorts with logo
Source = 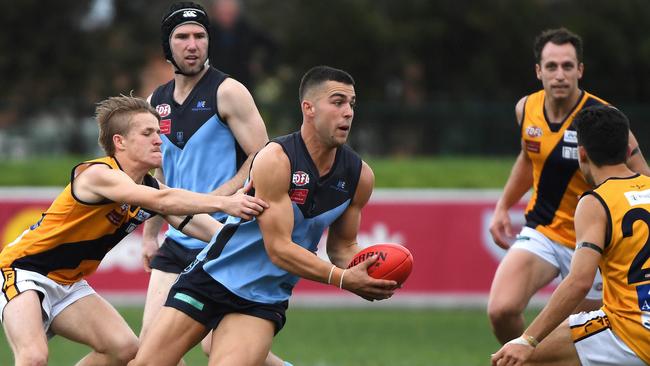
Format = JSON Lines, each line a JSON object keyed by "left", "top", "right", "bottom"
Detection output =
{"left": 150, "top": 238, "right": 203, "bottom": 274}
{"left": 165, "top": 260, "right": 288, "bottom": 334}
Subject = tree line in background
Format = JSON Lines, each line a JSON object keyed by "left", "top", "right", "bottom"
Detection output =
{"left": 1, "top": 0, "right": 649, "bottom": 156}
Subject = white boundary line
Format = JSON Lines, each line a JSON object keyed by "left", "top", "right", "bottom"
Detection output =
{"left": 100, "top": 292, "right": 550, "bottom": 309}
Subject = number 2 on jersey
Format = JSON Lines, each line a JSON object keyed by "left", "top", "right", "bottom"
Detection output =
{"left": 622, "top": 208, "right": 650, "bottom": 285}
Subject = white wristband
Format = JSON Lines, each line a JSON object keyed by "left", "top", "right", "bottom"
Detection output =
{"left": 506, "top": 336, "right": 536, "bottom": 348}
{"left": 339, "top": 269, "right": 347, "bottom": 289}
{"left": 327, "top": 265, "right": 336, "bottom": 285}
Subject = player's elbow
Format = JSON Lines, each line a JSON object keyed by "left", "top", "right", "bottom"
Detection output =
{"left": 567, "top": 274, "right": 594, "bottom": 297}
{"left": 326, "top": 248, "right": 347, "bottom": 268}
{"left": 265, "top": 242, "right": 289, "bottom": 268}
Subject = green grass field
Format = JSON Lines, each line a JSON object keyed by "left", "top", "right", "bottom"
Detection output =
{"left": 0, "top": 156, "right": 514, "bottom": 188}
{"left": 0, "top": 306, "right": 538, "bottom": 366}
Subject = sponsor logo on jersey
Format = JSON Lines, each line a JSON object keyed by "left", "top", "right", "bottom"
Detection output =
{"left": 625, "top": 188, "right": 650, "bottom": 206}
{"left": 156, "top": 104, "right": 171, "bottom": 118}
{"left": 292, "top": 171, "right": 310, "bottom": 186}
{"left": 330, "top": 179, "right": 348, "bottom": 193}
{"left": 289, "top": 189, "right": 309, "bottom": 204}
{"left": 636, "top": 284, "right": 650, "bottom": 312}
{"left": 562, "top": 146, "right": 578, "bottom": 160}
{"left": 106, "top": 209, "right": 125, "bottom": 226}
{"left": 564, "top": 130, "right": 578, "bottom": 144}
{"left": 524, "top": 140, "right": 541, "bottom": 153}
{"left": 160, "top": 119, "right": 172, "bottom": 135}
{"left": 136, "top": 210, "right": 152, "bottom": 222}
{"left": 125, "top": 223, "right": 137, "bottom": 234}
{"left": 526, "top": 126, "right": 543, "bottom": 138}
{"left": 191, "top": 100, "right": 210, "bottom": 112}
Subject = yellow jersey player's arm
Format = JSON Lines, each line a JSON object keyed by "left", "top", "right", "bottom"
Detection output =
{"left": 73, "top": 164, "right": 266, "bottom": 216}
{"left": 211, "top": 78, "right": 269, "bottom": 196}
{"left": 163, "top": 213, "right": 223, "bottom": 243}
{"left": 523, "top": 194, "right": 605, "bottom": 342}
{"left": 489, "top": 96, "right": 534, "bottom": 249}
{"left": 141, "top": 166, "right": 166, "bottom": 271}
{"left": 253, "top": 144, "right": 395, "bottom": 300}
{"left": 626, "top": 131, "right": 650, "bottom": 176}
{"left": 326, "top": 161, "right": 374, "bottom": 268}
{"left": 492, "top": 195, "right": 605, "bottom": 364}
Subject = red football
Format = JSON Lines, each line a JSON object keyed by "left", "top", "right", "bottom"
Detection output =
{"left": 347, "top": 243, "right": 413, "bottom": 285}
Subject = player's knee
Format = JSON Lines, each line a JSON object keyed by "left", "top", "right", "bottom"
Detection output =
{"left": 487, "top": 300, "right": 522, "bottom": 325}
{"left": 113, "top": 336, "right": 139, "bottom": 364}
{"left": 97, "top": 332, "right": 138, "bottom": 364}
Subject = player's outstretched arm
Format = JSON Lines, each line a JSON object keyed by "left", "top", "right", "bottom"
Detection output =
{"left": 164, "top": 213, "right": 223, "bottom": 243}
{"left": 211, "top": 78, "right": 270, "bottom": 196}
{"left": 254, "top": 148, "right": 395, "bottom": 301}
{"left": 74, "top": 164, "right": 268, "bottom": 217}
{"left": 141, "top": 167, "right": 165, "bottom": 272}
{"left": 627, "top": 131, "right": 650, "bottom": 176}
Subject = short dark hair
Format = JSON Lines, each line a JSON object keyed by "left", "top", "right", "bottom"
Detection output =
{"left": 533, "top": 27, "right": 583, "bottom": 64}
{"left": 574, "top": 105, "right": 629, "bottom": 167}
{"left": 298, "top": 66, "right": 355, "bottom": 101}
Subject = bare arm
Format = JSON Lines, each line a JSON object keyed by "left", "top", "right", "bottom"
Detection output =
{"left": 489, "top": 96, "right": 534, "bottom": 249}
{"left": 253, "top": 144, "right": 395, "bottom": 300}
{"left": 326, "top": 161, "right": 374, "bottom": 267}
{"left": 491, "top": 194, "right": 605, "bottom": 365}
{"left": 627, "top": 131, "right": 650, "bottom": 176}
{"left": 213, "top": 78, "right": 269, "bottom": 196}
{"left": 141, "top": 167, "right": 166, "bottom": 272}
{"left": 73, "top": 164, "right": 268, "bottom": 217}
{"left": 163, "top": 213, "right": 223, "bottom": 243}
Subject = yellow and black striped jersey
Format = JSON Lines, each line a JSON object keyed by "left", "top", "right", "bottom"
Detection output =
{"left": 586, "top": 174, "right": 650, "bottom": 364}
{"left": 0, "top": 157, "right": 159, "bottom": 285}
{"left": 521, "top": 89, "right": 608, "bottom": 248}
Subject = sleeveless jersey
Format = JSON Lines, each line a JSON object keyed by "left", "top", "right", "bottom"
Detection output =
{"left": 151, "top": 67, "right": 246, "bottom": 249}
{"left": 584, "top": 174, "right": 650, "bottom": 364}
{"left": 521, "top": 89, "right": 608, "bottom": 248}
{"left": 195, "top": 131, "right": 363, "bottom": 303}
{"left": 0, "top": 157, "right": 159, "bottom": 285}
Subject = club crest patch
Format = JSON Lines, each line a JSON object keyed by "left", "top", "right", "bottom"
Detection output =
{"left": 292, "top": 171, "right": 310, "bottom": 186}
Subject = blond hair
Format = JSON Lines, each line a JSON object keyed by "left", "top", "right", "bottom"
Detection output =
{"left": 95, "top": 95, "right": 159, "bottom": 155}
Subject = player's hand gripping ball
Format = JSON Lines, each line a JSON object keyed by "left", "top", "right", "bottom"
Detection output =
{"left": 347, "top": 243, "right": 413, "bottom": 285}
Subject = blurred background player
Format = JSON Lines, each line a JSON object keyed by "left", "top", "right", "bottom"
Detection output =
{"left": 139, "top": 2, "right": 288, "bottom": 365}
{"left": 0, "top": 95, "right": 267, "bottom": 366}
{"left": 487, "top": 27, "right": 650, "bottom": 344}
{"left": 491, "top": 105, "right": 650, "bottom": 366}
{"left": 129, "top": 66, "right": 398, "bottom": 366}
{"left": 208, "top": 0, "right": 277, "bottom": 90}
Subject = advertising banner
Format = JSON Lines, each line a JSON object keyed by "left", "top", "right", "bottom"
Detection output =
{"left": 0, "top": 189, "right": 535, "bottom": 306}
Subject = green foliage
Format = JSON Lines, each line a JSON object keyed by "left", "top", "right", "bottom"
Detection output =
{"left": 366, "top": 156, "right": 514, "bottom": 188}
{"left": 0, "top": 156, "right": 94, "bottom": 187}
{"left": 0, "top": 156, "right": 514, "bottom": 188}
